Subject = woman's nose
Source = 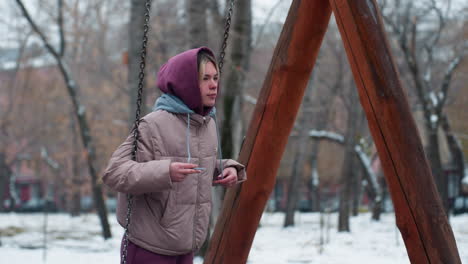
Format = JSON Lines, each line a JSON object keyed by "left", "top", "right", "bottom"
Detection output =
{"left": 210, "top": 80, "right": 217, "bottom": 89}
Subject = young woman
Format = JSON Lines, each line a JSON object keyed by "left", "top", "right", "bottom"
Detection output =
{"left": 102, "top": 47, "right": 246, "bottom": 264}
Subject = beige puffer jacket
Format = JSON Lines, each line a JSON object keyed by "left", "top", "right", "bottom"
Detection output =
{"left": 102, "top": 110, "right": 246, "bottom": 255}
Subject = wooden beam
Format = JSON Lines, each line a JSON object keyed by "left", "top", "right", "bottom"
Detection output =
{"left": 329, "top": 0, "right": 461, "bottom": 263}
{"left": 204, "top": 0, "right": 332, "bottom": 263}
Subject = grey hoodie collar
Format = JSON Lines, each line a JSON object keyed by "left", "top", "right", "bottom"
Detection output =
{"left": 153, "top": 93, "right": 216, "bottom": 117}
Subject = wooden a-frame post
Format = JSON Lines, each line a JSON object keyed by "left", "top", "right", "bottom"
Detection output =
{"left": 205, "top": 0, "right": 461, "bottom": 263}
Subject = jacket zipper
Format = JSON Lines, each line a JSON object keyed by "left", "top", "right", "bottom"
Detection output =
{"left": 192, "top": 125, "right": 201, "bottom": 251}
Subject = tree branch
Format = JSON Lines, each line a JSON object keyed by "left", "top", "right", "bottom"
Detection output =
{"left": 16, "top": 0, "right": 112, "bottom": 239}
{"left": 58, "top": 0, "right": 65, "bottom": 57}
{"left": 397, "top": 8, "right": 432, "bottom": 127}
{"left": 209, "top": 0, "right": 224, "bottom": 28}
{"left": 426, "top": 0, "right": 445, "bottom": 50}
{"left": 40, "top": 146, "right": 60, "bottom": 170}
{"left": 0, "top": 33, "right": 31, "bottom": 132}
{"left": 435, "top": 55, "right": 463, "bottom": 116}
{"left": 440, "top": 113, "right": 465, "bottom": 195}
{"left": 15, "top": 0, "right": 61, "bottom": 60}
{"left": 252, "top": 0, "right": 282, "bottom": 49}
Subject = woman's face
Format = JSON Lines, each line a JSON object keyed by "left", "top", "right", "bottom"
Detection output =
{"left": 199, "top": 61, "right": 218, "bottom": 107}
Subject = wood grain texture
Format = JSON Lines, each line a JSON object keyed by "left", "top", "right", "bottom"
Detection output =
{"left": 204, "top": 0, "right": 332, "bottom": 263}
{"left": 329, "top": 0, "right": 461, "bottom": 263}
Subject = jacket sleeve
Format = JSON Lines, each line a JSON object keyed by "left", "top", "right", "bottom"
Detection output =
{"left": 222, "top": 159, "right": 247, "bottom": 183}
{"left": 102, "top": 119, "right": 172, "bottom": 195}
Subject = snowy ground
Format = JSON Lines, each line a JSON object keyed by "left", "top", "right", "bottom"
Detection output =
{"left": 0, "top": 212, "right": 467, "bottom": 264}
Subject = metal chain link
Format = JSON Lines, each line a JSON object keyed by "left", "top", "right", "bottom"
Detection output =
{"left": 122, "top": 0, "right": 152, "bottom": 263}
{"left": 218, "top": 0, "right": 236, "bottom": 75}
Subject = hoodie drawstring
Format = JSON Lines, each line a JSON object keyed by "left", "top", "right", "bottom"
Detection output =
{"left": 185, "top": 113, "right": 224, "bottom": 177}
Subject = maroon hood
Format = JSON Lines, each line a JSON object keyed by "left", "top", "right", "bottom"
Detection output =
{"left": 156, "top": 47, "right": 216, "bottom": 116}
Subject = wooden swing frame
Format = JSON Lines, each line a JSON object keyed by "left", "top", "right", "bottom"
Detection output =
{"left": 204, "top": 0, "right": 461, "bottom": 263}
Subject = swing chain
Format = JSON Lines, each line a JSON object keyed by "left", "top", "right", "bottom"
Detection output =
{"left": 122, "top": 0, "right": 152, "bottom": 263}
{"left": 218, "top": 0, "right": 236, "bottom": 74}
{"left": 122, "top": 0, "right": 234, "bottom": 262}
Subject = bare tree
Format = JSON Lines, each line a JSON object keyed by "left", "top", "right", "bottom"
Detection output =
{"left": 69, "top": 110, "right": 82, "bottom": 216}
{"left": 337, "top": 82, "right": 362, "bottom": 232}
{"left": 201, "top": 0, "right": 252, "bottom": 256}
{"left": 284, "top": 76, "right": 315, "bottom": 227}
{"left": 221, "top": 0, "right": 252, "bottom": 159}
{"left": 379, "top": 0, "right": 466, "bottom": 212}
{"left": 440, "top": 113, "right": 465, "bottom": 197}
{"left": 128, "top": 0, "right": 151, "bottom": 126}
{"left": 186, "top": 0, "right": 208, "bottom": 48}
{"left": 185, "top": 0, "right": 213, "bottom": 257}
{"left": 309, "top": 24, "right": 348, "bottom": 212}
{"left": 0, "top": 153, "right": 12, "bottom": 212}
{"left": 15, "top": 0, "right": 111, "bottom": 239}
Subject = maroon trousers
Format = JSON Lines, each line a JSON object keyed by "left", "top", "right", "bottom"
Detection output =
{"left": 121, "top": 239, "right": 194, "bottom": 264}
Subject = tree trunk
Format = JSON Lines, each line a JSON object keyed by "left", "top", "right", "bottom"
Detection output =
{"left": 426, "top": 129, "right": 448, "bottom": 213}
{"left": 16, "top": 0, "right": 111, "bottom": 239}
{"left": 0, "top": 153, "right": 11, "bottom": 212}
{"left": 128, "top": 0, "right": 149, "bottom": 127}
{"left": 440, "top": 114, "right": 465, "bottom": 198}
{"left": 186, "top": 0, "right": 209, "bottom": 256}
{"left": 371, "top": 171, "right": 384, "bottom": 221}
{"left": 309, "top": 35, "right": 344, "bottom": 212}
{"left": 186, "top": 0, "right": 208, "bottom": 48}
{"left": 221, "top": 0, "right": 252, "bottom": 159}
{"left": 70, "top": 113, "right": 81, "bottom": 217}
{"left": 351, "top": 165, "right": 362, "bottom": 216}
{"left": 357, "top": 153, "right": 383, "bottom": 220}
{"left": 338, "top": 112, "right": 359, "bottom": 231}
{"left": 202, "top": 0, "right": 252, "bottom": 256}
{"left": 352, "top": 111, "right": 366, "bottom": 217}
{"left": 283, "top": 148, "right": 302, "bottom": 227}
{"left": 284, "top": 77, "right": 315, "bottom": 227}
{"left": 309, "top": 157, "right": 320, "bottom": 212}
{"left": 338, "top": 79, "right": 361, "bottom": 232}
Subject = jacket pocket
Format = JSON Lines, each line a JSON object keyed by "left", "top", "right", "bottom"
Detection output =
{"left": 143, "top": 189, "right": 169, "bottom": 219}
{"left": 159, "top": 188, "right": 177, "bottom": 227}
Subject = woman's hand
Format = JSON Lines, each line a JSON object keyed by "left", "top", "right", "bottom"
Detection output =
{"left": 169, "top": 162, "right": 200, "bottom": 182}
{"left": 213, "top": 167, "right": 238, "bottom": 187}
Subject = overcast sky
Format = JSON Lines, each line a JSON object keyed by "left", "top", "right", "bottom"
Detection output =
{"left": 1, "top": 0, "right": 465, "bottom": 48}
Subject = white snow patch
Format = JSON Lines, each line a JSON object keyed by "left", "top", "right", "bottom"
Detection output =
{"left": 40, "top": 147, "right": 59, "bottom": 170}
{"left": 424, "top": 69, "right": 431, "bottom": 82}
{"left": 429, "top": 91, "right": 438, "bottom": 107}
{"left": 438, "top": 91, "right": 445, "bottom": 102}
{"left": 78, "top": 105, "right": 86, "bottom": 116}
{"left": 309, "top": 130, "right": 345, "bottom": 143}
{"left": 355, "top": 145, "right": 379, "bottom": 192}
{"left": 1, "top": 212, "right": 467, "bottom": 263}
{"left": 312, "top": 168, "right": 319, "bottom": 186}
{"left": 243, "top": 94, "right": 258, "bottom": 105}
{"left": 462, "top": 176, "right": 468, "bottom": 186}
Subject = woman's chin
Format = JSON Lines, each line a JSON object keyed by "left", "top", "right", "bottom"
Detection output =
{"left": 204, "top": 100, "right": 216, "bottom": 107}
